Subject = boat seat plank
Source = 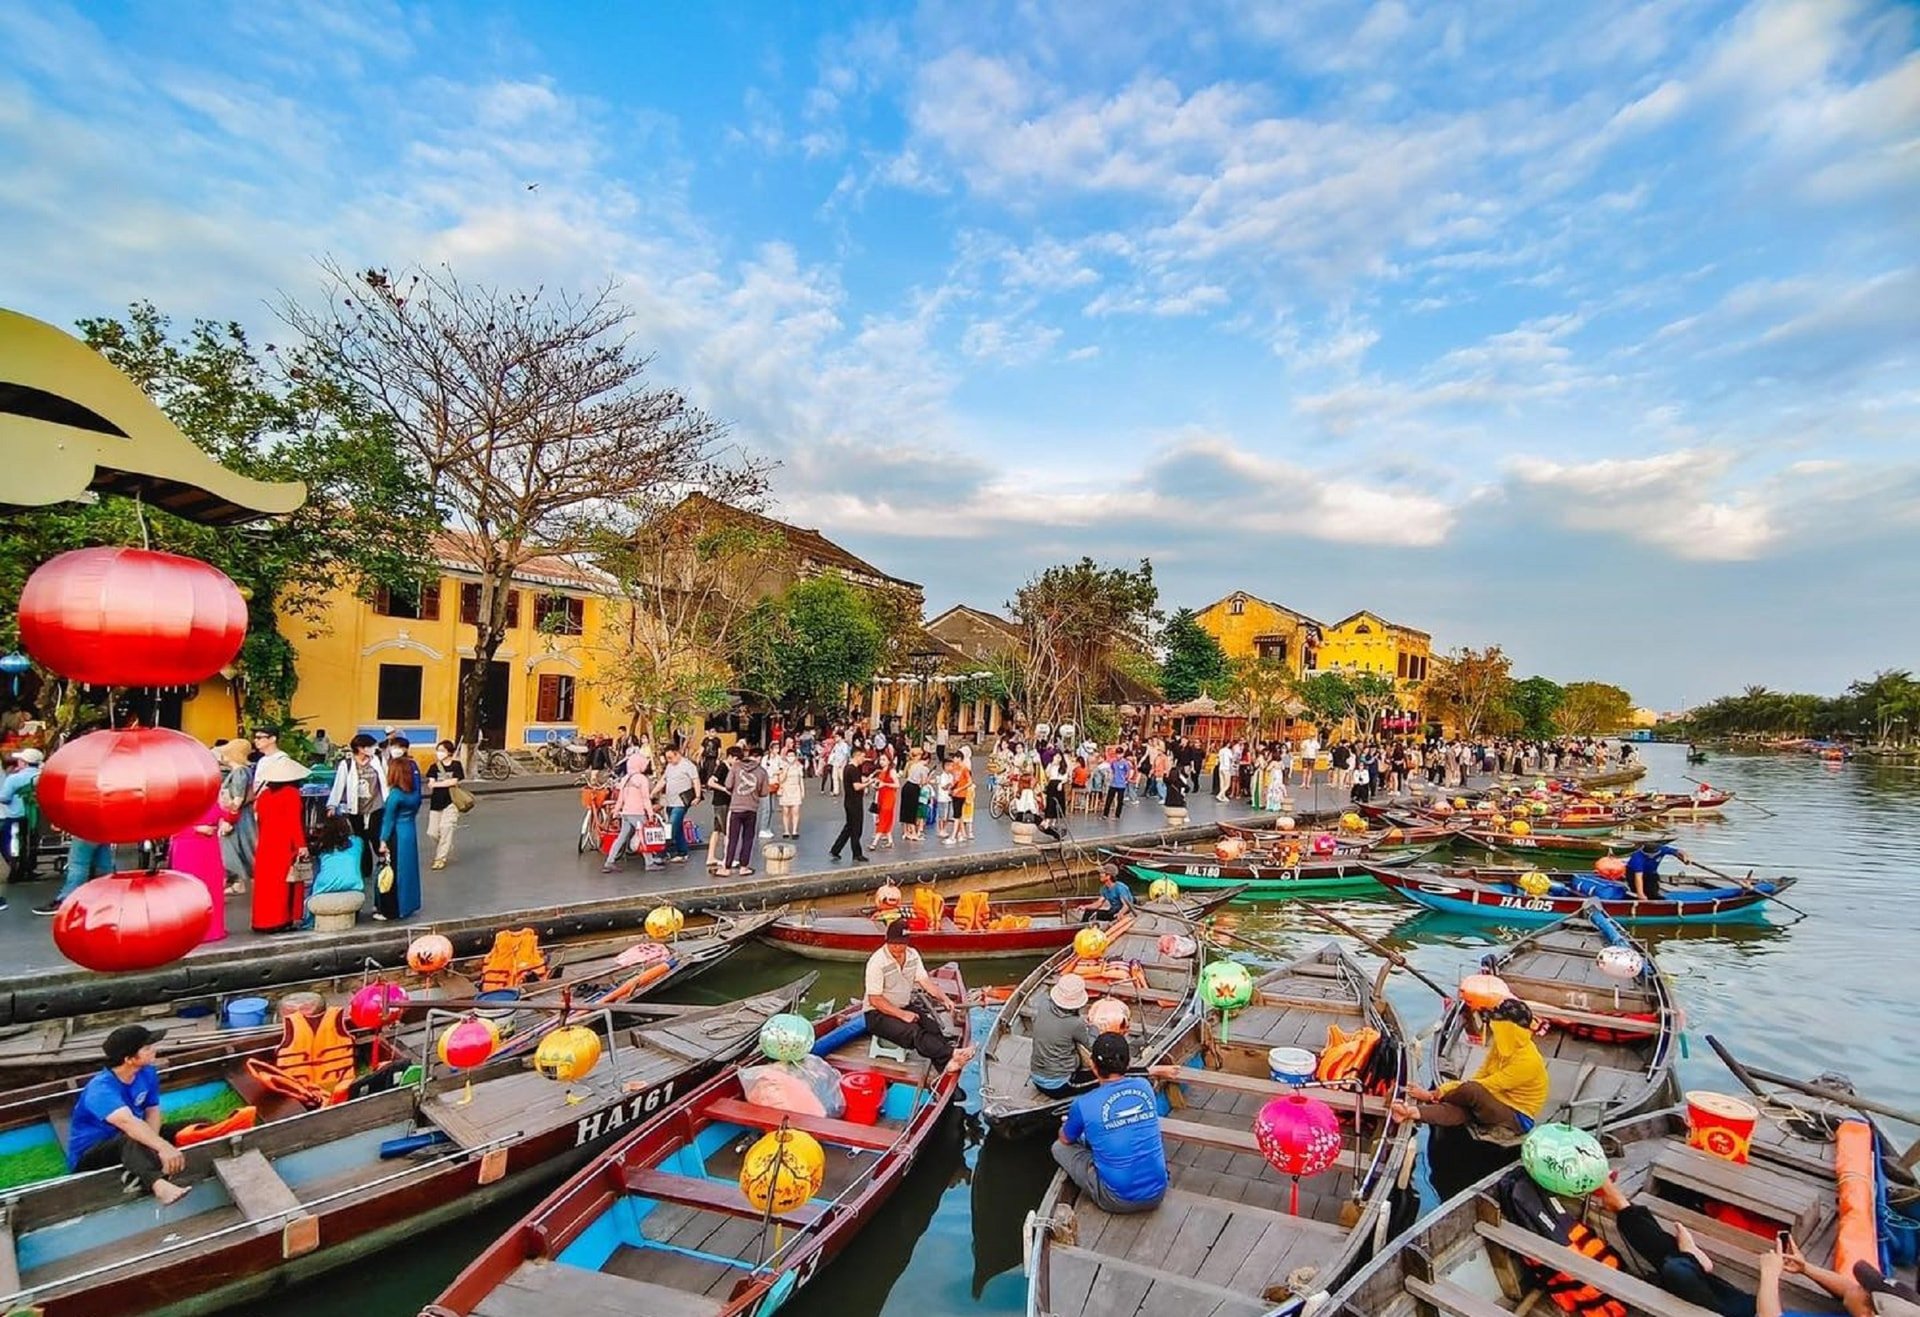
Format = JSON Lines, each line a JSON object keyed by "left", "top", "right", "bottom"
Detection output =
{"left": 1158, "top": 1069, "right": 1393, "bottom": 1118}
{"left": 1648, "top": 1145, "right": 1824, "bottom": 1234}
{"left": 1521, "top": 1000, "right": 1662, "bottom": 1035}
{"left": 1159, "top": 1117, "right": 1260, "bottom": 1154}
{"left": 1405, "top": 1275, "right": 1523, "bottom": 1317}
{"left": 1476, "top": 1219, "right": 1721, "bottom": 1317}
{"left": 1050, "top": 1244, "right": 1267, "bottom": 1316}
{"left": 1162, "top": 1186, "right": 1349, "bottom": 1237}
{"left": 822, "top": 1049, "right": 932, "bottom": 1085}
{"left": 473, "top": 1259, "right": 725, "bottom": 1317}
{"left": 622, "top": 1167, "right": 824, "bottom": 1228}
{"left": 702, "top": 1097, "right": 900, "bottom": 1151}
{"left": 1627, "top": 1196, "right": 1834, "bottom": 1303}
{"left": 213, "top": 1148, "right": 304, "bottom": 1232}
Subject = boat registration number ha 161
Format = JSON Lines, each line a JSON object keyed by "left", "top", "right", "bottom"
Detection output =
{"left": 572, "top": 1078, "right": 677, "bottom": 1147}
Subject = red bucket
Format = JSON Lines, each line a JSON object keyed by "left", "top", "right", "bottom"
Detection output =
{"left": 841, "top": 1071, "right": 886, "bottom": 1125}
{"left": 1685, "top": 1090, "right": 1759, "bottom": 1164}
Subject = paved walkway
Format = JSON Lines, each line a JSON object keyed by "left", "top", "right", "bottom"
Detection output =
{"left": 0, "top": 771, "right": 1380, "bottom": 978}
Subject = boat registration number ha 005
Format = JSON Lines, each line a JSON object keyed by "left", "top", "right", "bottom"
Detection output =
{"left": 1495, "top": 896, "right": 1554, "bottom": 912}
{"left": 572, "top": 1078, "right": 677, "bottom": 1147}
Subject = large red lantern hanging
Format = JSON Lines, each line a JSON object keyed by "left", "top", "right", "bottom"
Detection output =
{"left": 39, "top": 727, "right": 221, "bottom": 842}
{"left": 1253, "top": 1094, "right": 1344, "bottom": 1213}
{"left": 52, "top": 869, "right": 214, "bottom": 972}
{"left": 19, "top": 547, "right": 246, "bottom": 687}
{"left": 438, "top": 1017, "right": 501, "bottom": 1070}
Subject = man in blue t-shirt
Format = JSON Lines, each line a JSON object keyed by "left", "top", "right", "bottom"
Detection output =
{"left": 68, "top": 1024, "right": 190, "bottom": 1204}
{"left": 1053, "top": 1032, "right": 1167, "bottom": 1215}
{"left": 1078, "top": 865, "right": 1136, "bottom": 924}
{"left": 1625, "top": 841, "right": 1690, "bottom": 901}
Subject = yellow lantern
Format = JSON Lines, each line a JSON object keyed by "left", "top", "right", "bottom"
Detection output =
{"left": 645, "top": 905, "right": 685, "bottom": 940}
{"left": 1489, "top": 814, "right": 1506, "bottom": 828}
{"left": 1073, "top": 927, "right": 1108, "bottom": 961}
{"left": 1147, "top": 877, "right": 1180, "bottom": 902}
{"left": 533, "top": 1025, "right": 603, "bottom": 1084}
{"left": 1452, "top": 797, "right": 1468, "bottom": 810}
{"left": 1339, "top": 812, "right": 1365, "bottom": 833}
{"left": 1519, "top": 871, "right": 1551, "bottom": 897}
{"left": 739, "top": 1128, "right": 825, "bottom": 1215}
{"left": 1509, "top": 819, "right": 1531, "bottom": 837}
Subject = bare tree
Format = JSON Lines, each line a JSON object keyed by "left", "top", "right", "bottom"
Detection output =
{"left": 1427, "top": 645, "right": 1514, "bottom": 740}
{"left": 1008, "top": 557, "right": 1160, "bottom": 730}
{"left": 283, "top": 263, "right": 767, "bottom": 750}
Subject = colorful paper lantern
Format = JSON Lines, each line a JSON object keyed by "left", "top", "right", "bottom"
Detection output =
{"left": 1339, "top": 812, "right": 1365, "bottom": 833}
{"left": 51, "top": 869, "right": 213, "bottom": 972}
{"left": 407, "top": 933, "right": 454, "bottom": 974}
{"left": 1199, "top": 960, "right": 1254, "bottom": 1012}
{"left": 645, "top": 905, "right": 685, "bottom": 940}
{"left": 1276, "top": 815, "right": 1296, "bottom": 830}
{"left": 533, "top": 1026, "right": 604, "bottom": 1083}
{"left": 1509, "top": 819, "right": 1531, "bottom": 837}
{"left": 1254, "top": 1094, "right": 1344, "bottom": 1213}
{"left": 1459, "top": 973, "right": 1511, "bottom": 1011}
{"left": 1147, "top": 877, "right": 1180, "bottom": 902}
{"left": 1073, "top": 927, "right": 1109, "bottom": 961}
{"left": 875, "top": 882, "right": 903, "bottom": 909}
{"left": 19, "top": 547, "right": 246, "bottom": 687}
{"left": 1157, "top": 933, "right": 1197, "bottom": 959}
{"left": 1521, "top": 1123, "right": 1610, "bottom": 1197}
{"left": 437, "top": 1016, "right": 501, "bottom": 1070}
{"left": 38, "top": 727, "right": 220, "bottom": 843}
{"left": 758, "top": 1012, "right": 816, "bottom": 1063}
{"left": 1596, "top": 945, "right": 1645, "bottom": 980}
{"left": 1518, "top": 871, "right": 1551, "bottom": 897}
{"left": 1310, "top": 833, "right": 1337, "bottom": 856}
{"left": 739, "top": 1128, "right": 825, "bottom": 1214}
{"left": 347, "top": 982, "right": 410, "bottom": 1031}
{"left": 1215, "top": 836, "right": 1246, "bottom": 862}
{"left": 1594, "top": 856, "right": 1628, "bottom": 880}
{"left": 1452, "top": 798, "right": 1468, "bottom": 810}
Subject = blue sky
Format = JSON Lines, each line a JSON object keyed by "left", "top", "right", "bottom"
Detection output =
{"left": 2, "top": 1, "right": 1916, "bottom": 708}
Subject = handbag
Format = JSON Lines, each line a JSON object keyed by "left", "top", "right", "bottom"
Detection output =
{"left": 641, "top": 822, "right": 668, "bottom": 853}
{"left": 291, "top": 856, "right": 314, "bottom": 887}
{"left": 376, "top": 863, "right": 395, "bottom": 894}
{"left": 450, "top": 784, "right": 477, "bottom": 813}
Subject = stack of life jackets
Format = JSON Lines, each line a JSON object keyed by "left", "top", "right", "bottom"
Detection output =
{"left": 480, "top": 928, "right": 549, "bottom": 992}
{"left": 952, "top": 891, "right": 992, "bottom": 931}
{"left": 908, "top": 886, "right": 945, "bottom": 932}
{"left": 244, "top": 1005, "right": 360, "bottom": 1109}
{"left": 1494, "top": 1167, "right": 1629, "bottom": 1317}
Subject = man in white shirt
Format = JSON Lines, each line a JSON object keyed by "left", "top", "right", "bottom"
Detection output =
{"left": 1298, "top": 735, "right": 1320, "bottom": 787}
{"left": 1215, "top": 742, "right": 1236, "bottom": 800}
{"left": 658, "top": 746, "right": 700, "bottom": 865}
{"left": 864, "top": 923, "right": 973, "bottom": 1074}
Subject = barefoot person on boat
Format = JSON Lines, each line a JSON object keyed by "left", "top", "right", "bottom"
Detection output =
{"left": 864, "top": 921, "right": 975, "bottom": 1076}
{"left": 66, "top": 1025, "right": 191, "bottom": 1205}
{"left": 1391, "top": 999, "right": 1548, "bottom": 1133}
{"left": 1053, "top": 1032, "right": 1168, "bottom": 1215}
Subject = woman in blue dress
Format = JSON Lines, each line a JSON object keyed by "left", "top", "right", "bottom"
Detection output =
{"left": 376, "top": 737, "right": 423, "bottom": 920}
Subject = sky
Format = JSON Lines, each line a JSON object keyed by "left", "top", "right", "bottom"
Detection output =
{"left": 2, "top": 1, "right": 1916, "bottom": 709}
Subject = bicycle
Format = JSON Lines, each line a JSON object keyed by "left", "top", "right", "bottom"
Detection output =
{"left": 987, "top": 775, "right": 1018, "bottom": 821}
{"left": 473, "top": 734, "right": 519, "bottom": 781}
{"left": 577, "top": 778, "right": 615, "bottom": 854}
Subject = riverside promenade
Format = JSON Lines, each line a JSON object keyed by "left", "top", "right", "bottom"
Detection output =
{"left": 0, "top": 772, "right": 1417, "bottom": 1020}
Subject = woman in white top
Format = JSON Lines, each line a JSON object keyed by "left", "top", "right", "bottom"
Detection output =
{"left": 930, "top": 763, "right": 954, "bottom": 840}
{"left": 776, "top": 741, "right": 806, "bottom": 839}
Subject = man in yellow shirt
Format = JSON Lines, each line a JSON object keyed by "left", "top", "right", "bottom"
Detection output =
{"left": 1392, "top": 999, "right": 1548, "bottom": 1132}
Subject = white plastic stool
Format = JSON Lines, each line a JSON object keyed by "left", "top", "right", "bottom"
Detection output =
{"left": 869, "top": 1035, "right": 909, "bottom": 1063}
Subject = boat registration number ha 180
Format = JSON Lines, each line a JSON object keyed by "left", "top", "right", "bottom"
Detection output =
{"left": 572, "top": 1078, "right": 677, "bottom": 1146}
{"left": 1189, "top": 865, "right": 1221, "bottom": 879}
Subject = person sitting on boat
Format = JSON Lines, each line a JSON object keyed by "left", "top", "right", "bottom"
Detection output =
{"left": 1391, "top": 999, "right": 1547, "bottom": 1133}
{"left": 1053, "top": 1032, "right": 1167, "bottom": 1215}
{"left": 1625, "top": 840, "right": 1691, "bottom": 901}
{"left": 864, "top": 921, "right": 975, "bottom": 1076}
{"left": 66, "top": 1025, "right": 191, "bottom": 1205}
{"left": 1079, "top": 866, "right": 1135, "bottom": 924}
{"left": 1030, "top": 973, "right": 1097, "bottom": 1098}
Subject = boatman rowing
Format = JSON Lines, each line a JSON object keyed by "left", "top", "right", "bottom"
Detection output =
{"left": 864, "top": 921, "right": 975, "bottom": 1076}
{"left": 1626, "top": 839, "right": 1692, "bottom": 902}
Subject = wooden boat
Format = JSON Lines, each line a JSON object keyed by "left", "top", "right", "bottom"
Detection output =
{"left": 425, "top": 964, "right": 970, "bottom": 1317}
{"left": 1363, "top": 863, "right": 1794, "bottom": 925}
{"left": 1219, "top": 820, "right": 1459, "bottom": 853}
{"left": 0, "top": 977, "right": 815, "bottom": 1317}
{"left": 1424, "top": 908, "right": 1678, "bottom": 1197}
{"left": 979, "top": 908, "right": 1204, "bottom": 1131}
{"left": 1463, "top": 829, "right": 1676, "bottom": 863}
{"left": 1320, "top": 1043, "right": 1915, "bottom": 1317}
{"left": 755, "top": 886, "right": 1245, "bottom": 962}
{"left": 1025, "top": 942, "right": 1415, "bottom": 1317}
{"left": 1635, "top": 790, "right": 1731, "bottom": 817}
{"left": 1109, "top": 845, "right": 1434, "bottom": 898}
{"left": 1565, "top": 763, "right": 1649, "bottom": 789}
{"left": 1686, "top": 750, "right": 1710, "bottom": 764}
{"left": 0, "top": 909, "right": 783, "bottom": 1090}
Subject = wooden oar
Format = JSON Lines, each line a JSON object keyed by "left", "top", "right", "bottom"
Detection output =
{"left": 1683, "top": 858, "right": 1809, "bottom": 919}
{"left": 1292, "top": 902, "right": 1453, "bottom": 1000}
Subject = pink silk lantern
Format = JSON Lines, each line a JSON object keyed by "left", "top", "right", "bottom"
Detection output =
{"left": 19, "top": 547, "right": 246, "bottom": 687}
{"left": 348, "top": 982, "right": 410, "bottom": 1031}
{"left": 52, "top": 870, "right": 214, "bottom": 972}
{"left": 438, "top": 1017, "right": 501, "bottom": 1070}
{"left": 39, "top": 727, "right": 221, "bottom": 843}
{"left": 1253, "top": 1094, "right": 1344, "bottom": 1213}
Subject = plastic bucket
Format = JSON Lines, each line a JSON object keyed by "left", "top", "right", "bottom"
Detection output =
{"left": 841, "top": 1071, "right": 886, "bottom": 1125}
{"left": 224, "top": 996, "right": 269, "bottom": 1029}
{"left": 1268, "top": 1047, "right": 1317, "bottom": 1086}
{"left": 1685, "top": 1091, "right": 1759, "bottom": 1163}
{"left": 475, "top": 989, "right": 520, "bottom": 1022}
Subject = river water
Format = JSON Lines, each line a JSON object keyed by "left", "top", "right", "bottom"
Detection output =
{"left": 286, "top": 742, "right": 1918, "bottom": 1315}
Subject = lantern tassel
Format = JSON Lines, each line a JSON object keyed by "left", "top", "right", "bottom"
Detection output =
{"left": 457, "top": 1079, "right": 473, "bottom": 1107}
{"left": 1289, "top": 1175, "right": 1300, "bottom": 1215}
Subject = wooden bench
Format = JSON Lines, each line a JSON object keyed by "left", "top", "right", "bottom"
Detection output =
{"left": 1519, "top": 998, "right": 1662, "bottom": 1035}
{"left": 702, "top": 1097, "right": 899, "bottom": 1152}
{"left": 474, "top": 1259, "right": 725, "bottom": 1317}
{"left": 1404, "top": 1275, "right": 1526, "bottom": 1317}
{"left": 1647, "top": 1144, "right": 1824, "bottom": 1237}
{"left": 213, "top": 1148, "right": 305, "bottom": 1233}
{"left": 1153, "top": 1067, "right": 1393, "bottom": 1118}
{"left": 1476, "top": 1219, "right": 1721, "bottom": 1317}
{"left": 1159, "top": 1117, "right": 1260, "bottom": 1154}
{"left": 621, "top": 1167, "right": 824, "bottom": 1229}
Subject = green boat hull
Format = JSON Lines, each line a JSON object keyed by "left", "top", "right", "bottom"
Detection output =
{"left": 1119, "top": 861, "right": 1382, "bottom": 899}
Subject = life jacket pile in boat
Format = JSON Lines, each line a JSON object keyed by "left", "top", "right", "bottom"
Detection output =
{"left": 952, "top": 891, "right": 992, "bottom": 931}
{"left": 243, "top": 1004, "right": 360, "bottom": 1108}
{"left": 1495, "top": 1166, "right": 1629, "bottom": 1317}
{"left": 480, "top": 928, "right": 549, "bottom": 992}
{"left": 1315, "top": 1024, "right": 1380, "bottom": 1085}
{"left": 988, "top": 914, "right": 1033, "bottom": 931}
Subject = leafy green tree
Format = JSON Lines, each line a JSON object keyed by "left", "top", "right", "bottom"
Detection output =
{"left": 730, "top": 573, "right": 884, "bottom": 715}
{"left": 1291, "top": 671, "right": 1355, "bottom": 735}
{"left": 1160, "top": 607, "right": 1231, "bottom": 701}
{"left": 1009, "top": 557, "right": 1160, "bottom": 726}
{"left": 1556, "top": 681, "right": 1635, "bottom": 735}
{"left": 1223, "top": 656, "right": 1300, "bottom": 742}
{"left": 1347, "top": 671, "right": 1399, "bottom": 737}
{"left": 0, "top": 302, "right": 435, "bottom": 732}
{"left": 1427, "top": 646, "right": 1514, "bottom": 739}
{"left": 1507, "top": 676, "right": 1565, "bottom": 739}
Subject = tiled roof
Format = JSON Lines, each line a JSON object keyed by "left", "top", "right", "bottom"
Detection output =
{"left": 1328, "top": 609, "right": 1431, "bottom": 639}
{"left": 1196, "top": 591, "right": 1325, "bottom": 629}
{"left": 429, "top": 530, "right": 608, "bottom": 593}
{"left": 670, "top": 494, "right": 921, "bottom": 593}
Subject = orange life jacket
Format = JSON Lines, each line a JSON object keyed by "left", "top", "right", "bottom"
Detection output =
{"left": 1537, "top": 1222, "right": 1628, "bottom": 1317}
{"left": 1316, "top": 1024, "right": 1381, "bottom": 1084}
{"left": 245, "top": 1005, "right": 358, "bottom": 1107}
{"left": 910, "top": 887, "right": 945, "bottom": 931}
{"left": 480, "top": 928, "right": 548, "bottom": 992}
{"left": 953, "top": 891, "right": 991, "bottom": 931}
{"left": 175, "top": 1106, "right": 259, "bottom": 1147}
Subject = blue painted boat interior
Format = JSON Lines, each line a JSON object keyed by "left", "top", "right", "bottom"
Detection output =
{"left": 0, "top": 1078, "right": 234, "bottom": 1178}
{"left": 555, "top": 1079, "right": 920, "bottom": 1275}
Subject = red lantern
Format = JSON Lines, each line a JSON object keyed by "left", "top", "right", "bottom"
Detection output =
{"left": 39, "top": 728, "right": 220, "bottom": 843}
{"left": 52, "top": 869, "right": 213, "bottom": 972}
{"left": 1253, "top": 1094, "right": 1344, "bottom": 1213}
{"left": 407, "top": 934, "right": 454, "bottom": 974}
{"left": 437, "top": 1017, "right": 500, "bottom": 1070}
{"left": 1595, "top": 856, "right": 1628, "bottom": 880}
{"left": 348, "top": 982, "right": 410, "bottom": 1031}
{"left": 19, "top": 547, "right": 246, "bottom": 687}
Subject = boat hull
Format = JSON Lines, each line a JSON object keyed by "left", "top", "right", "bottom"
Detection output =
{"left": 1111, "top": 847, "right": 1428, "bottom": 898}
{"left": 1364, "top": 865, "right": 1790, "bottom": 924}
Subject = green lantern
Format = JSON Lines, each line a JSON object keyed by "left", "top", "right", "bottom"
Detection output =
{"left": 757, "top": 1013, "right": 815, "bottom": 1064}
{"left": 1198, "top": 960, "right": 1255, "bottom": 1042}
{"left": 1521, "top": 1122, "right": 1609, "bottom": 1197}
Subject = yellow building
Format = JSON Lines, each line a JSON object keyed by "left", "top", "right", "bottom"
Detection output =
{"left": 181, "top": 532, "right": 620, "bottom": 751}
{"left": 1313, "top": 610, "right": 1433, "bottom": 721}
{"left": 1190, "top": 592, "right": 1322, "bottom": 676}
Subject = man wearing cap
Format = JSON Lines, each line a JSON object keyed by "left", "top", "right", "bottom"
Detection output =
{"left": 1030, "top": 973, "right": 1096, "bottom": 1097}
{"left": 864, "top": 922, "right": 975, "bottom": 1075}
{"left": 1054, "top": 1032, "right": 1167, "bottom": 1215}
{"left": 68, "top": 1025, "right": 190, "bottom": 1204}
{"left": 1078, "top": 866, "right": 1136, "bottom": 924}
{"left": 0, "top": 746, "right": 43, "bottom": 900}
